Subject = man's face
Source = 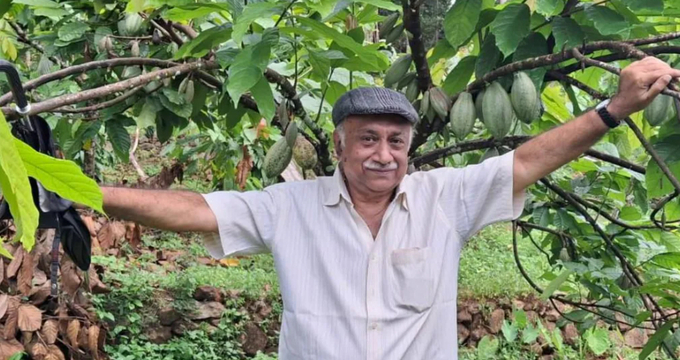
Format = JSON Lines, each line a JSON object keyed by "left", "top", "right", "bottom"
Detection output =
{"left": 334, "top": 115, "right": 411, "bottom": 196}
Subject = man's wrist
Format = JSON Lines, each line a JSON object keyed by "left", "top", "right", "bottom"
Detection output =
{"left": 595, "top": 99, "right": 622, "bottom": 128}
{"left": 605, "top": 97, "right": 628, "bottom": 121}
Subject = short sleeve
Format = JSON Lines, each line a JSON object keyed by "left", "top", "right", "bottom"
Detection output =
{"left": 200, "top": 190, "right": 278, "bottom": 259}
{"left": 438, "top": 150, "right": 525, "bottom": 240}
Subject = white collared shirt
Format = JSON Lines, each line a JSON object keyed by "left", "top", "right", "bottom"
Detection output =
{"left": 201, "top": 150, "right": 525, "bottom": 360}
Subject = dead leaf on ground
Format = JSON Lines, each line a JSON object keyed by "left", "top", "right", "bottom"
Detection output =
{"left": 88, "top": 325, "right": 100, "bottom": 358}
{"left": 33, "top": 269, "right": 47, "bottom": 286}
{"left": 125, "top": 222, "right": 142, "bottom": 249}
{"left": 27, "top": 340, "right": 48, "bottom": 359}
{"left": 60, "top": 257, "right": 81, "bottom": 296}
{"left": 6, "top": 246, "right": 24, "bottom": 279}
{"left": 46, "top": 344, "right": 65, "bottom": 360}
{"left": 219, "top": 258, "right": 240, "bottom": 267}
{"left": 18, "top": 249, "right": 34, "bottom": 296}
{"left": 57, "top": 304, "right": 69, "bottom": 337}
{"left": 67, "top": 320, "right": 80, "bottom": 348}
{"left": 41, "top": 320, "right": 58, "bottom": 345}
{"left": 0, "top": 338, "right": 24, "bottom": 359}
{"left": 0, "top": 260, "right": 4, "bottom": 284}
{"left": 80, "top": 216, "right": 98, "bottom": 237}
{"left": 97, "top": 221, "right": 126, "bottom": 250}
{"left": 21, "top": 331, "right": 33, "bottom": 345}
{"left": 30, "top": 282, "right": 51, "bottom": 306}
{"left": 0, "top": 295, "right": 8, "bottom": 320}
{"left": 236, "top": 145, "right": 253, "bottom": 190}
{"left": 4, "top": 297, "right": 19, "bottom": 340}
{"left": 17, "top": 304, "right": 42, "bottom": 332}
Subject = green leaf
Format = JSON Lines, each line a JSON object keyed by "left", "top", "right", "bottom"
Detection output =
{"left": 540, "top": 269, "right": 573, "bottom": 300}
{"left": 645, "top": 160, "right": 680, "bottom": 198}
{"left": 620, "top": 206, "right": 642, "bottom": 221}
{"left": 586, "top": 327, "right": 611, "bottom": 355}
{"left": 477, "top": 335, "right": 499, "bottom": 359}
{"left": 536, "top": 0, "right": 565, "bottom": 17}
{"left": 161, "top": 88, "right": 184, "bottom": 105}
{"left": 489, "top": 4, "right": 530, "bottom": 58}
{"left": 0, "top": 113, "right": 39, "bottom": 251}
{"left": 174, "top": 25, "right": 233, "bottom": 59}
{"left": 444, "top": 0, "right": 481, "bottom": 50}
{"left": 585, "top": 6, "right": 630, "bottom": 38}
{"left": 513, "top": 32, "right": 548, "bottom": 89}
{"left": 649, "top": 252, "right": 680, "bottom": 269}
{"left": 13, "top": 0, "right": 58, "bottom": 7}
{"left": 0, "top": 0, "right": 13, "bottom": 19}
{"left": 355, "top": 0, "right": 400, "bottom": 11}
{"left": 135, "top": 98, "right": 161, "bottom": 129}
{"left": 622, "top": 0, "right": 663, "bottom": 12}
{"left": 475, "top": 34, "right": 501, "bottom": 80}
{"left": 13, "top": 140, "right": 103, "bottom": 214}
{"left": 522, "top": 324, "right": 540, "bottom": 344}
{"left": 295, "top": 16, "right": 389, "bottom": 71}
{"left": 233, "top": 2, "right": 281, "bottom": 45}
{"left": 552, "top": 17, "right": 585, "bottom": 51}
{"left": 106, "top": 120, "right": 131, "bottom": 162}
{"left": 160, "top": 93, "right": 193, "bottom": 118}
{"left": 227, "top": 66, "right": 263, "bottom": 104}
{"left": 443, "top": 56, "right": 476, "bottom": 95}
{"left": 165, "top": 3, "right": 231, "bottom": 22}
{"left": 640, "top": 320, "right": 678, "bottom": 360}
{"left": 325, "top": 81, "right": 347, "bottom": 106}
{"left": 191, "top": 81, "right": 210, "bottom": 118}
{"left": 429, "top": 39, "right": 457, "bottom": 66}
{"left": 501, "top": 320, "right": 518, "bottom": 343}
{"left": 533, "top": 207, "right": 550, "bottom": 227}
{"left": 309, "top": 51, "right": 331, "bottom": 80}
{"left": 555, "top": 209, "right": 578, "bottom": 231}
{"left": 57, "top": 22, "right": 89, "bottom": 42}
{"left": 250, "top": 77, "right": 275, "bottom": 121}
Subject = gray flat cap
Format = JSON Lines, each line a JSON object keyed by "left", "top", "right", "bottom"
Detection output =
{"left": 331, "top": 87, "right": 419, "bottom": 126}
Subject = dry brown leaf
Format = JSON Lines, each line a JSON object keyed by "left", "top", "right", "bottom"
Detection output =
{"left": 57, "top": 304, "right": 68, "bottom": 337}
{"left": 18, "top": 249, "right": 34, "bottom": 296}
{"left": 88, "top": 325, "right": 100, "bottom": 357}
{"left": 17, "top": 304, "right": 42, "bottom": 332}
{"left": 236, "top": 145, "right": 253, "bottom": 190}
{"left": 67, "top": 319, "right": 80, "bottom": 348}
{"left": 46, "top": 344, "right": 65, "bottom": 360}
{"left": 4, "top": 297, "right": 19, "bottom": 340}
{"left": 21, "top": 331, "right": 33, "bottom": 345}
{"left": 97, "top": 221, "right": 126, "bottom": 250}
{"left": 0, "top": 338, "right": 24, "bottom": 359}
{"left": 77, "top": 325, "right": 88, "bottom": 350}
{"left": 41, "top": 320, "right": 58, "bottom": 345}
{"left": 6, "top": 246, "right": 24, "bottom": 279}
{"left": 0, "top": 294, "right": 8, "bottom": 320}
{"left": 30, "top": 282, "right": 51, "bottom": 306}
{"left": 80, "top": 216, "right": 98, "bottom": 237}
{"left": 0, "top": 260, "right": 4, "bottom": 284}
{"left": 60, "top": 257, "right": 81, "bottom": 296}
{"left": 125, "top": 222, "right": 142, "bottom": 249}
{"left": 26, "top": 340, "right": 48, "bottom": 359}
{"left": 33, "top": 269, "right": 47, "bottom": 286}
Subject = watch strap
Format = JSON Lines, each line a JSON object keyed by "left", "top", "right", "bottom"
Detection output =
{"left": 597, "top": 104, "right": 620, "bottom": 128}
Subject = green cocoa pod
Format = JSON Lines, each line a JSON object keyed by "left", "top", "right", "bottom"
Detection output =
{"left": 153, "top": 29, "right": 161, "bottom": 44}
{"left": 130, "top": 40, "right": 140, "bottom": 57}
{"left": 184, "top": 80, "right": 195, "bottom": 103}
{"left": 178, "top": 76, "right": 189, "bottom": 94}
{"left": 384, "top": 54, "right": 412, "bottom": 89}
{"left": 421, "top": 89, "right": 430, "bottom": 116}
{"left": 429, "top": 87, "right": 450, "bottom": 119}
{"left": 559, "top": 248, "right": 571, "bottom": 262}
{"left": 263, "top": 137, "right": 293, "bottom": 178}
{"left": 482, "top": 81, "right": 514, "bottom": 140}
{"left": 520, "top": 92, "right": 543, "bottom": 124}
{"left": 405, "top": 78, "right": 419, "bottom": 102}
{"left": 479, "top": 147, "right": 499, "bottom": 162}
{"left": 475, "top": 89, "right": 485, "bottom": 124}
{"left": 97, "top": 36, "right": 109, "bottom": 52}
{"left": 449, "top": 92, "right": 476, "bottom": 140}
{"left": 644, "top": 94, "right": 675, "bottom": 126}
{"left": 293, "top": 135, "right": 318, "bottom": 169}
{"left": 397, "top": 71, "right": 416, "bottom": 90}
{"left": 124, "top": 13, "right": 144, "bottom": 36}
{"left": 285, "top": 121, "right": 298, "bottom": 148}
{"left": 379, "top": 13, "right": 399, "bottom": 38}
{"left": 385, "top": 23, "right": 404, "bottom": 44}
{"left": 510, "top": 72, "right": 538, "bottom": 123}
{"left": 616, "top": 274, "right": 633, "bottom": 290}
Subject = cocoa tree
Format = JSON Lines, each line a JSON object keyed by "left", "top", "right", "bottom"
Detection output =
{"left": 2, "top": 0, "right": 680, "bottom": 358}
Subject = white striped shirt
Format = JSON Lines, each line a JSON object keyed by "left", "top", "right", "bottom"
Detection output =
{"left": 201, "top": 150, "right": 524, "bottom": 359}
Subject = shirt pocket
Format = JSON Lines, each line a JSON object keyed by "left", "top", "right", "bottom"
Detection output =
{"left": 389, "top": 246, "right": 434, "bottom": 313}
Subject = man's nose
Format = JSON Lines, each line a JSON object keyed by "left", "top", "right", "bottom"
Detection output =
{"left": 374, "top": 140, "right": 393, "bottom": 164}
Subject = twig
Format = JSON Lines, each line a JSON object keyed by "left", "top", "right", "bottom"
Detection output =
{"left": 130, "top": 128, "right": 149, "bottom": 182}
{"left": 54, "top": 86, "right": 144, "bottom": 113}
{"left": 109, "top": 35, "right": 153, "bottom": 41}
{"left": 274, "top": 0, "right": 297, "bottom": 27}
{"left": 651, "top": 191, "right": 679, "bottom": 230}
{"left": 8, "top": 20, "right": 63, "bottom": 68}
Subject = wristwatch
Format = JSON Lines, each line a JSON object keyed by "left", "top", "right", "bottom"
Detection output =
{"left": 595, "top": 99, "right": 620, "bottom": 128}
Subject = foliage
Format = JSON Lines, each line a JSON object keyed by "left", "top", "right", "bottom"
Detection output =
{"left": 3, "top": 0, "right": 680, "bottom": 357}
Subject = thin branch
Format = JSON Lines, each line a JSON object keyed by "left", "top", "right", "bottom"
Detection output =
{"left": 54, "top": 86, "right": 144, "bottom": 113}
{"left": 651, "top": 191, "right": 679, "bottom": 230}
{"left": 402, "top": 0, "right": 432, "bottom": 93}
{"left": 274, "top": 0, "right": 297, "bottom": 27}
{"left": 8, "top": 20, "right": 63, "bottom": 68}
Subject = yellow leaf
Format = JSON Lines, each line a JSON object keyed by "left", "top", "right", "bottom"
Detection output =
{"left": 219, "top": 258, "right": 240, "bottom": 267}
{"left": 2, "top": 38, "right": 17, "bottom": 61}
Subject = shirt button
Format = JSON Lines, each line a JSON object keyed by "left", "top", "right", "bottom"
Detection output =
{"left": 370, "top": 255, "right": 377, "bottom": 262}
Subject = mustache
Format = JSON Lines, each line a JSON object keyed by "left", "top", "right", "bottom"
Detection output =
{"left": 363, "top": 160, "right": 398, "bottom": 170}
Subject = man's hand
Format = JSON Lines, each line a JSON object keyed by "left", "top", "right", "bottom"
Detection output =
{"left": 607, "top": 57, "right": 680, "bottom": 120}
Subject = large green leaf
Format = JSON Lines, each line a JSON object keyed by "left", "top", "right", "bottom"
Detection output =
{"left": 552, "top": 17, "right": 586, "bottom": 50}
{"left": 12, "top": 0, "right": 58, "bottom": 7}
{"left": 106, "top": 120, "right": 131, "bottom": 162}
{"left": 0, "top": 1, "right": 13, "bottom": 19}
{"left": 489, "top": 4, "right": 530, "bottom": 58}
{"left": 622, "top": 0, "right": 663, "bottom": 12}
{"left": 640, "top": 320, "right": 678, "bottom": 360}
{"left": 57, "top": 22, "right": 89, "bottom": 42}
{"left": 13, "top": 140, "right": 103, "bottom": 215}
{"left": 475, "top": 34, "right": 501, "bottom": 80}
{"left": 443, "top": 0, "right": 481, "bottom": 50}
{"left": 250, "top": 77, "right": 275, "bottom": 121}
{"left": 536, "top": 0, "right": 565, "bottom": 17}
{"left": 0, "top": 113, "right": 39, "bottom": 253}
{"left": 165, "top": 3, "right": 231, "bottom": 22}
{"left": 443, "top": 56, "right": 476, "bottom": 95}
{"left": 174, "top": 25, "right": 233, "bottom": 59}
{"left": 648, "top": 252, "right": 680, "bottom": 269}
{"left": 540, "top": 269, "right": 573, "bottom": 300}
{"left": 585, "top": 6, "right": 630, "bottom": 38}
{"left": 160, "top": 92, "right": 193, "bottom": 118}
{"left": 586, "top": 327, "right": 611, "bottom": 355}
{"left": 513, "top": 32, "right": 547, "bottom": 89}
{"left": 233, "top": 2, "right": 282, "bottom": 45}
{"left": 429, "top": 39, "right": 458, "bottom": 66}
{"left": 309, "top": 51, "right": 331, "bottom": 80}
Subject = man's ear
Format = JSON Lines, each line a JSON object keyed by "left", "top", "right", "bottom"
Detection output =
{"left": 333, "top": 131, "right": 343, "bottom": 157}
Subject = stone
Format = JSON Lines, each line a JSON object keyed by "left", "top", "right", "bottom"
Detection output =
{"left": 457, "top": 309, "right": 472, "bottom": 324}
{"left": 146, "top": 326, "right": 173, "bottom": 344}
{"left": 562, "top": 323, "right": 578, "bottom": 346}
{"left": 544, "top": 321, "right": 556, "bottom": 332}
{"left": 457, "top": 324, "right": 470, "bottom": 343}
{"left": 171, "top": 319, "right": 198, "bottom": 336}
{"left": 467, "top": 303, "right": 481, "bottom": 315}
{"left": 189, "top": 301, "right": 225, "bottom": 320}
{"left": 512, "top": 300, "right": 525, "bottom": 311}
{"left": 158, "top": 306, "right": 181, "bottom": 326}
{"left": 624, "top": 328, "right": 648, "bottom": 349}
{"left": 526, "top": 310, "right": 539, "bottom": 324}
{"left": 488, "top": 309, "right": 505, "bottom": 334}
{"left": 545, "top": 309, "right": 560, "bottom": 322}
{"left": 529, "top": 342, "right": 543, "bottom": 356}
{"left": 470, "top": 328, "right": 488, "bottom": 343}
{"left": 194, "top": 286, "right": 223, "bottom": 303}
{"left": 616, "top": 313, "right": 632, "bottom": 332}
{"left": 240, "top": 322, "right": 268, "bottom": 356}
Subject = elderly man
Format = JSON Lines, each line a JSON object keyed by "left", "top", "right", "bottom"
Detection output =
{"left": 100, "top": 57, "right": 680, "bottom": 359}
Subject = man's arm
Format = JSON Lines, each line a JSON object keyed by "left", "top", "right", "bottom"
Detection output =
{"left": 513, "top": 57, "right": 680, "bottom": 193}
{"left": 100, "top": 186, "right": 217, "bottom": 233}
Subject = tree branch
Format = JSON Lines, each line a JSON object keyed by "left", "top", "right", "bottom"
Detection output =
{"left": 8, "top": 20, "right": 63, "bottom": 68}
{"left": 54, "top": 86, "right": 145, "bottom": 113}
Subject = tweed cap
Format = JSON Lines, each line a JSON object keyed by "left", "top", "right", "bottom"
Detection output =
{"left": 331, "top": 87, "right": 419, "bottom": 126}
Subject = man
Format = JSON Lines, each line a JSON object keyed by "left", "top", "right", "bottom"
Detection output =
{"left": 100, "top": 57, "right": 680, "bottom": 359}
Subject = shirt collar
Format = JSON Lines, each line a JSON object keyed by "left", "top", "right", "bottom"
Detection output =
{"left": 323, "top": 166, "right": 410, "bottom": 211}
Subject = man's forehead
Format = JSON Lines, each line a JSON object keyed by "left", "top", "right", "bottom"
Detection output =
{"left": 344, "top": 114, "right": 411, "bottom": 132}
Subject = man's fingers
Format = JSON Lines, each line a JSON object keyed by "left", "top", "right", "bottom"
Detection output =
{"left": 645, "top": 74, "right": 673, "bottom": 99}
{"left": 639, "top": 69, "right": 680, "bottom": 84}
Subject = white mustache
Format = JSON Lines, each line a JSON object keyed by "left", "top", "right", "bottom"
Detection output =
{"left": 364, "top": 160, "right": 397, "bottom": 170}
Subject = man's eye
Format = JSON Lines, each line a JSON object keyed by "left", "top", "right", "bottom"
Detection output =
{"left": 362, "top": 136, "right": 377, "bottom": 142}
{"left": 390, "top": 138, "right": 404, "bottom": 144}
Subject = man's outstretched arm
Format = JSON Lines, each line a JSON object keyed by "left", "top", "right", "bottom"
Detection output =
{"left": 100, "top": 186, "right": 217, "bottom": 233}
{"left": 513, "top": 57, "right": 680, "bottom": 193}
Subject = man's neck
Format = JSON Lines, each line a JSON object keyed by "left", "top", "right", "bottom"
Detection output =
{"left": 342, "top": 171, "right": 395, "bottom": 238}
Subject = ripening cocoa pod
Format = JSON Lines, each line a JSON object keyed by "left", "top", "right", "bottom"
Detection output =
{"left": 293, "top": 135, "right": 318, "bottom": 169}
